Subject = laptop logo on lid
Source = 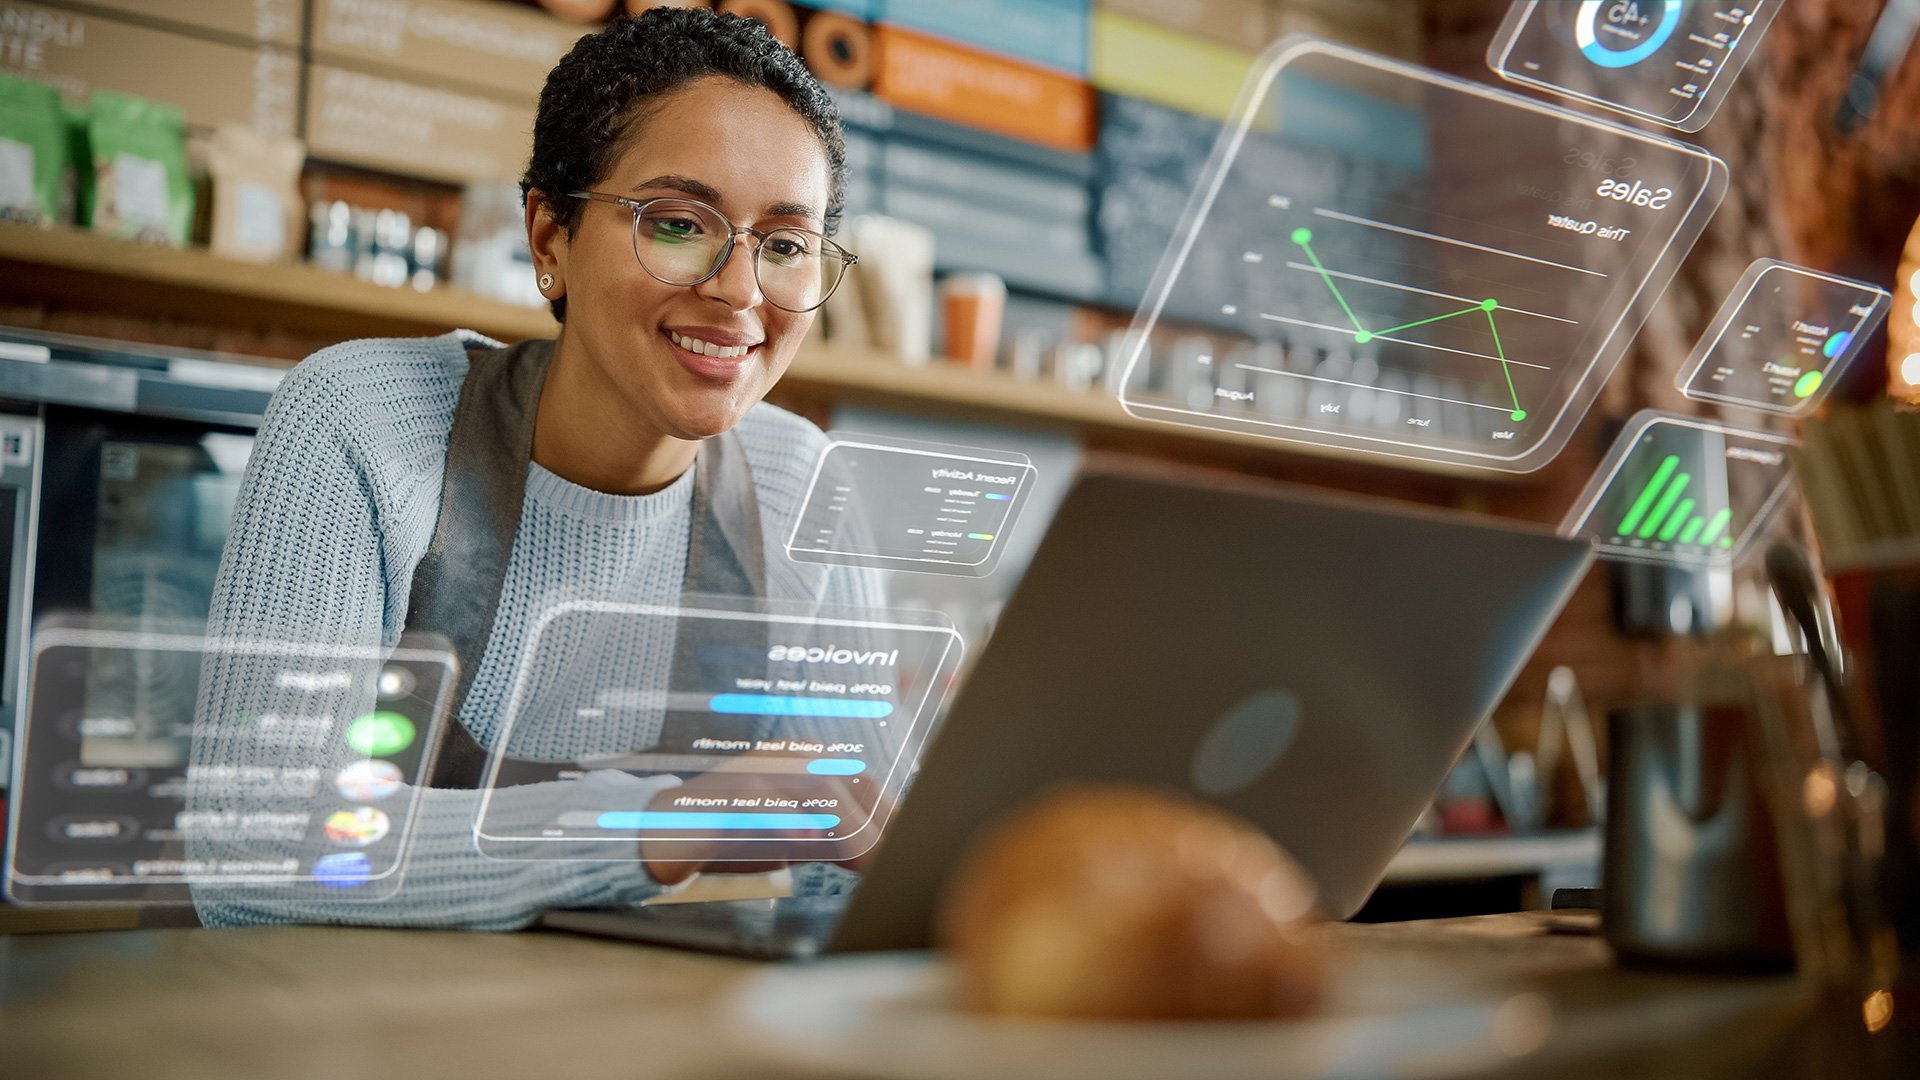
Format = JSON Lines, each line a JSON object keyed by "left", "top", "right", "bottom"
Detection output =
{"left": 1190, "top": 690, "right": 1302, "bottom": 797}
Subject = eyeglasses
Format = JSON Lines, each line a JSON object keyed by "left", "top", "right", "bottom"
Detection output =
{"left": 568, "top": 191, "right": 857, "bottom": 314}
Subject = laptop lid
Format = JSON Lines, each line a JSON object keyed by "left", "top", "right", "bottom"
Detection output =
{"left": 826, "top": 467, "right": 1591, "bottom": 953}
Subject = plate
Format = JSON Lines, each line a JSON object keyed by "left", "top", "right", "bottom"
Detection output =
{"left": 728, "top": 951, "right": 1537, "bottom": 1080}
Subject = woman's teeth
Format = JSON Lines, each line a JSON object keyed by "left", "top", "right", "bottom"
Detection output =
{"left": 669, "top": 331, "right": 754, "bottom": 359}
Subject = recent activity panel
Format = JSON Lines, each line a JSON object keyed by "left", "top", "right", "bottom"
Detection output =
{"left": 785, "top": 433, "right": 1036, "bottom": 577}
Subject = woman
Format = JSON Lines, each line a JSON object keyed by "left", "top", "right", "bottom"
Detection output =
{"left": 191, "top": 8, "right": 878, "bottom": 928}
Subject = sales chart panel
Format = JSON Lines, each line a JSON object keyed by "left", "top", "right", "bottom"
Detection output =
{"left": 1117, "top": 40, "right": 1726, "bottom": 473}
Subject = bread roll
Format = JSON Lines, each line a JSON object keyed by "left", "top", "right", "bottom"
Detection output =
{"left": 940, "top": 784, "right": 1328, "bottom": 1020}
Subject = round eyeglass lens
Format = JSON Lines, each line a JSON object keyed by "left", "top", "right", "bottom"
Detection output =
{"left": 757, "top": 227, "right": 841, "bottom": 312}
{"left": 629, "top": 199, "right": 846, "bottom": 312}
{"left": 632, "top": 199, "right": 730, "bottom": 285}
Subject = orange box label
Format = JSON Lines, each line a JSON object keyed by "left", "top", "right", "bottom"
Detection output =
{"left": 873, "top": 26, "right": 1095, "bottom": 153}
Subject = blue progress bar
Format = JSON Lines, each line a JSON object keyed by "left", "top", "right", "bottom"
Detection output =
{"left": 984, "top": 493, "right": 1012, "bottom": 501}
{"left": 707, "top": 694, "right": 893, "bottom": 719}
{"left": 595, "top": 811, "right": 841, "bottom": 830}
{"left": 807, "top": 758, "right": 867, "bottom": 776}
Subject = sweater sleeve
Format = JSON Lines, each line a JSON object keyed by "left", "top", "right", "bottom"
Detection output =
{"left": 190, "top": 354, "right": 662, "bottom": 929}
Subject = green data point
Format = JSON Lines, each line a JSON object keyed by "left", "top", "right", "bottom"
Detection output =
{"left": 1290, "top": 227, "right": 1312, "bottom": 245}
{"left": 1481, "top": 298, "right": 1499, "bottom": 311}
{"left": 1510, "top": 410, "right": 1526, "bottom": 421}
{"left": 1353, "top": 330, "right": 1374, "bottom": 344}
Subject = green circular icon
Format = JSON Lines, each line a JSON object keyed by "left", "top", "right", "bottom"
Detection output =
{"left": 1792, "top": 369, "right": 1823, "bottom": 399}
{"left": 344, "top": 712, "right": 415, "bottom": 757}
{"left": 1290, "top": 227, "right": 1312, "bottom": 246}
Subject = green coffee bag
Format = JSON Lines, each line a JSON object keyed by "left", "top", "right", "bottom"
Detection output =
{"left": 83, "top": 90, "right": 193, "bottom": 246}
{"left": 0, "top": 71, "right": 70, "bottom": 226}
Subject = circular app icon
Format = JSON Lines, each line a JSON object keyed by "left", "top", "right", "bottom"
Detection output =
{"left": 335, "top": 759, "right": 404, "bottom": 803}
{"left": 323, "top": 806, "right": 391, "bottom": 847}
{"left": 376, "top": 666, "right": 417, "bottom": 700}
{"left": 312, "top": 851, "right": 373, "bottom": 890}
{"left": 1574, "top": 0, "right": 1682, "bottom": 69}
{"left": 344, "top": 711, "right": 415, "bottom": 757}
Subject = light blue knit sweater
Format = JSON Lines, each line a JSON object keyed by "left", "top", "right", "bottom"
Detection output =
{"left": 192, "top": 332, "right": 878, "bottom": 929}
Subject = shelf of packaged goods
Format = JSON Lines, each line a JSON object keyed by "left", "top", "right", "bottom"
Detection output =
{"left": 0, "top": 224, "right": 1485, "bottom": 477}
{"left": 0, "top": 223, "right": 559, "bottom": 343}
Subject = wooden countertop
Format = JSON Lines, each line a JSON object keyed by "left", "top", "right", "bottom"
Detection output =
{"left": 0, "top": 911, "right": 1843, "bottom": 1080}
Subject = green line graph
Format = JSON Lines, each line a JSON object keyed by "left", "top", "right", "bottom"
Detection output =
{"left": 1291, "top": 228, "right": 1527, "bottom": 423}
{"left": 1614, "top": 454, "right": 1736, "bottom": 549}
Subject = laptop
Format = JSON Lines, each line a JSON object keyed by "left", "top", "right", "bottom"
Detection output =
{"left": 538, "top": 467, "right": 1593, "bottom": 957}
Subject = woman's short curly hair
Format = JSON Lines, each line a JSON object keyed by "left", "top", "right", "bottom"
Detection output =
{"left": 521, "top": 7, "right": 847, "bottom": 320}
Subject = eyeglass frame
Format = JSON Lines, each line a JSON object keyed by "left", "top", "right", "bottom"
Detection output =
{"left": 566, "top": 190, "right": 857, "bottom": 313}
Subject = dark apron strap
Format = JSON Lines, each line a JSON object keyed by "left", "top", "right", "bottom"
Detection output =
{"left": 407, "top": 339, "right": 767, "bottom": 788}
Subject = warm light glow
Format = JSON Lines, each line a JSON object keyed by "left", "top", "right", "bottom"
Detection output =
{"left": 1864, "top": 988, "right": 1894, "bottom": 1034}
{"left": 1804, "top": 762, "right": 1838, "bottom": 818}
{"left": 1898, "top": 216, "right": 1917, "bottom": 395}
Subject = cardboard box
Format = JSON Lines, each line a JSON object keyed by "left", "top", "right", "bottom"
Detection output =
{"left": 872, "top": 26, "right": 1094, "bottom": 153}
{"left": 0, "top": 3, "right": 300, "bottom": 137}
{"left": 305, "top": 62, "right": 536, "bottom": 183}
{"left": 311, "top": 0, "right": 586, "bottom": 105}
{"left": 879, "top": 131, "right": 1098, "bottom": 300}
{"left": 879, "top": 0, "right": 1089, "bottom": 77}
{"left": 1096, "top": 0, "right": 1268, "bottom": 51}
{"left": 60, "top": 0, "right": 303, "bottom": 46}
{"left": 883, "top": 137, "right": 1089, "bottom": 223}
{"left": 883, "top": 183, "right": 1102, "bottom": 301}
{"left": 1090, "top": 10, "right": 1257, "bottom": 123}
{"left": 839, "top": 122, "right": 882, "bottom": 217}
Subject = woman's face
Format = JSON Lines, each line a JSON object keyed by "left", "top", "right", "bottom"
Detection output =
{"left": 543, "top": 77, "right": 833, "bottom": 441}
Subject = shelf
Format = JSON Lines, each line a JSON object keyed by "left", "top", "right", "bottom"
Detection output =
{"left": 0, "top": 223, "right": 558, "bottom": 343}
{"left": 783, "top": 345, "right": 1255, "bottom": 450}
{"left": 0, "top": 224, "right": 1474, "bottom": 476}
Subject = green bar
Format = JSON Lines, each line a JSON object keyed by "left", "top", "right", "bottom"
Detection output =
{"left": 1699, "top": 507, "right": 1734, "bottom": 545}
{"left": 1678, "top": 516, "right": 1705, "bottom": 544}
{"left": 1638, "top": 472, "right": 1691, "bottom": 539}
{"left": 1617, "top": 454, "right": 1680, "bottom": 536}
{"left": 1657, "top": 498, "right": 1696, "bottom": 542}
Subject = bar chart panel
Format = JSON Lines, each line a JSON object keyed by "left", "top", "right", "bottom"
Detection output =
{"left": 1561, "top": 411, "right": 1795, "bottom": 566}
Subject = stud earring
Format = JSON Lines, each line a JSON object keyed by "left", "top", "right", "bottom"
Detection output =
{"left": 538, "top": 273, "right": 554, "bottom": 292}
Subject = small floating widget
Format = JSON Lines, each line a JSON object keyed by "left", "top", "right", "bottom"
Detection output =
{"left": 1676, "top": 259, "right": 1892, "bottom": 416}
{"left": 786, "top": 432, "right": 1035, "bottom": 577}
{"left": 1489, "top": 1, "right": 1780, "bottom": 132}
{"left": 1561, "top": 411, "right": 1795, "bottom": 567}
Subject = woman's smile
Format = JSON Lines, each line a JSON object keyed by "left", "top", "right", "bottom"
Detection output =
{"left": 664, "top": 326, "right": 765, "bottom": 382}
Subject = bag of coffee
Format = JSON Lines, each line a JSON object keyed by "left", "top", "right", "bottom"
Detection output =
{"left": 0, "top": 71, "right": 71, "bottom": 226}
{"left": 82, "top": 91, "right": 193, "bottom": 246}
{"left": 204, "top": 124, "right": 306, "bottom": 263}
